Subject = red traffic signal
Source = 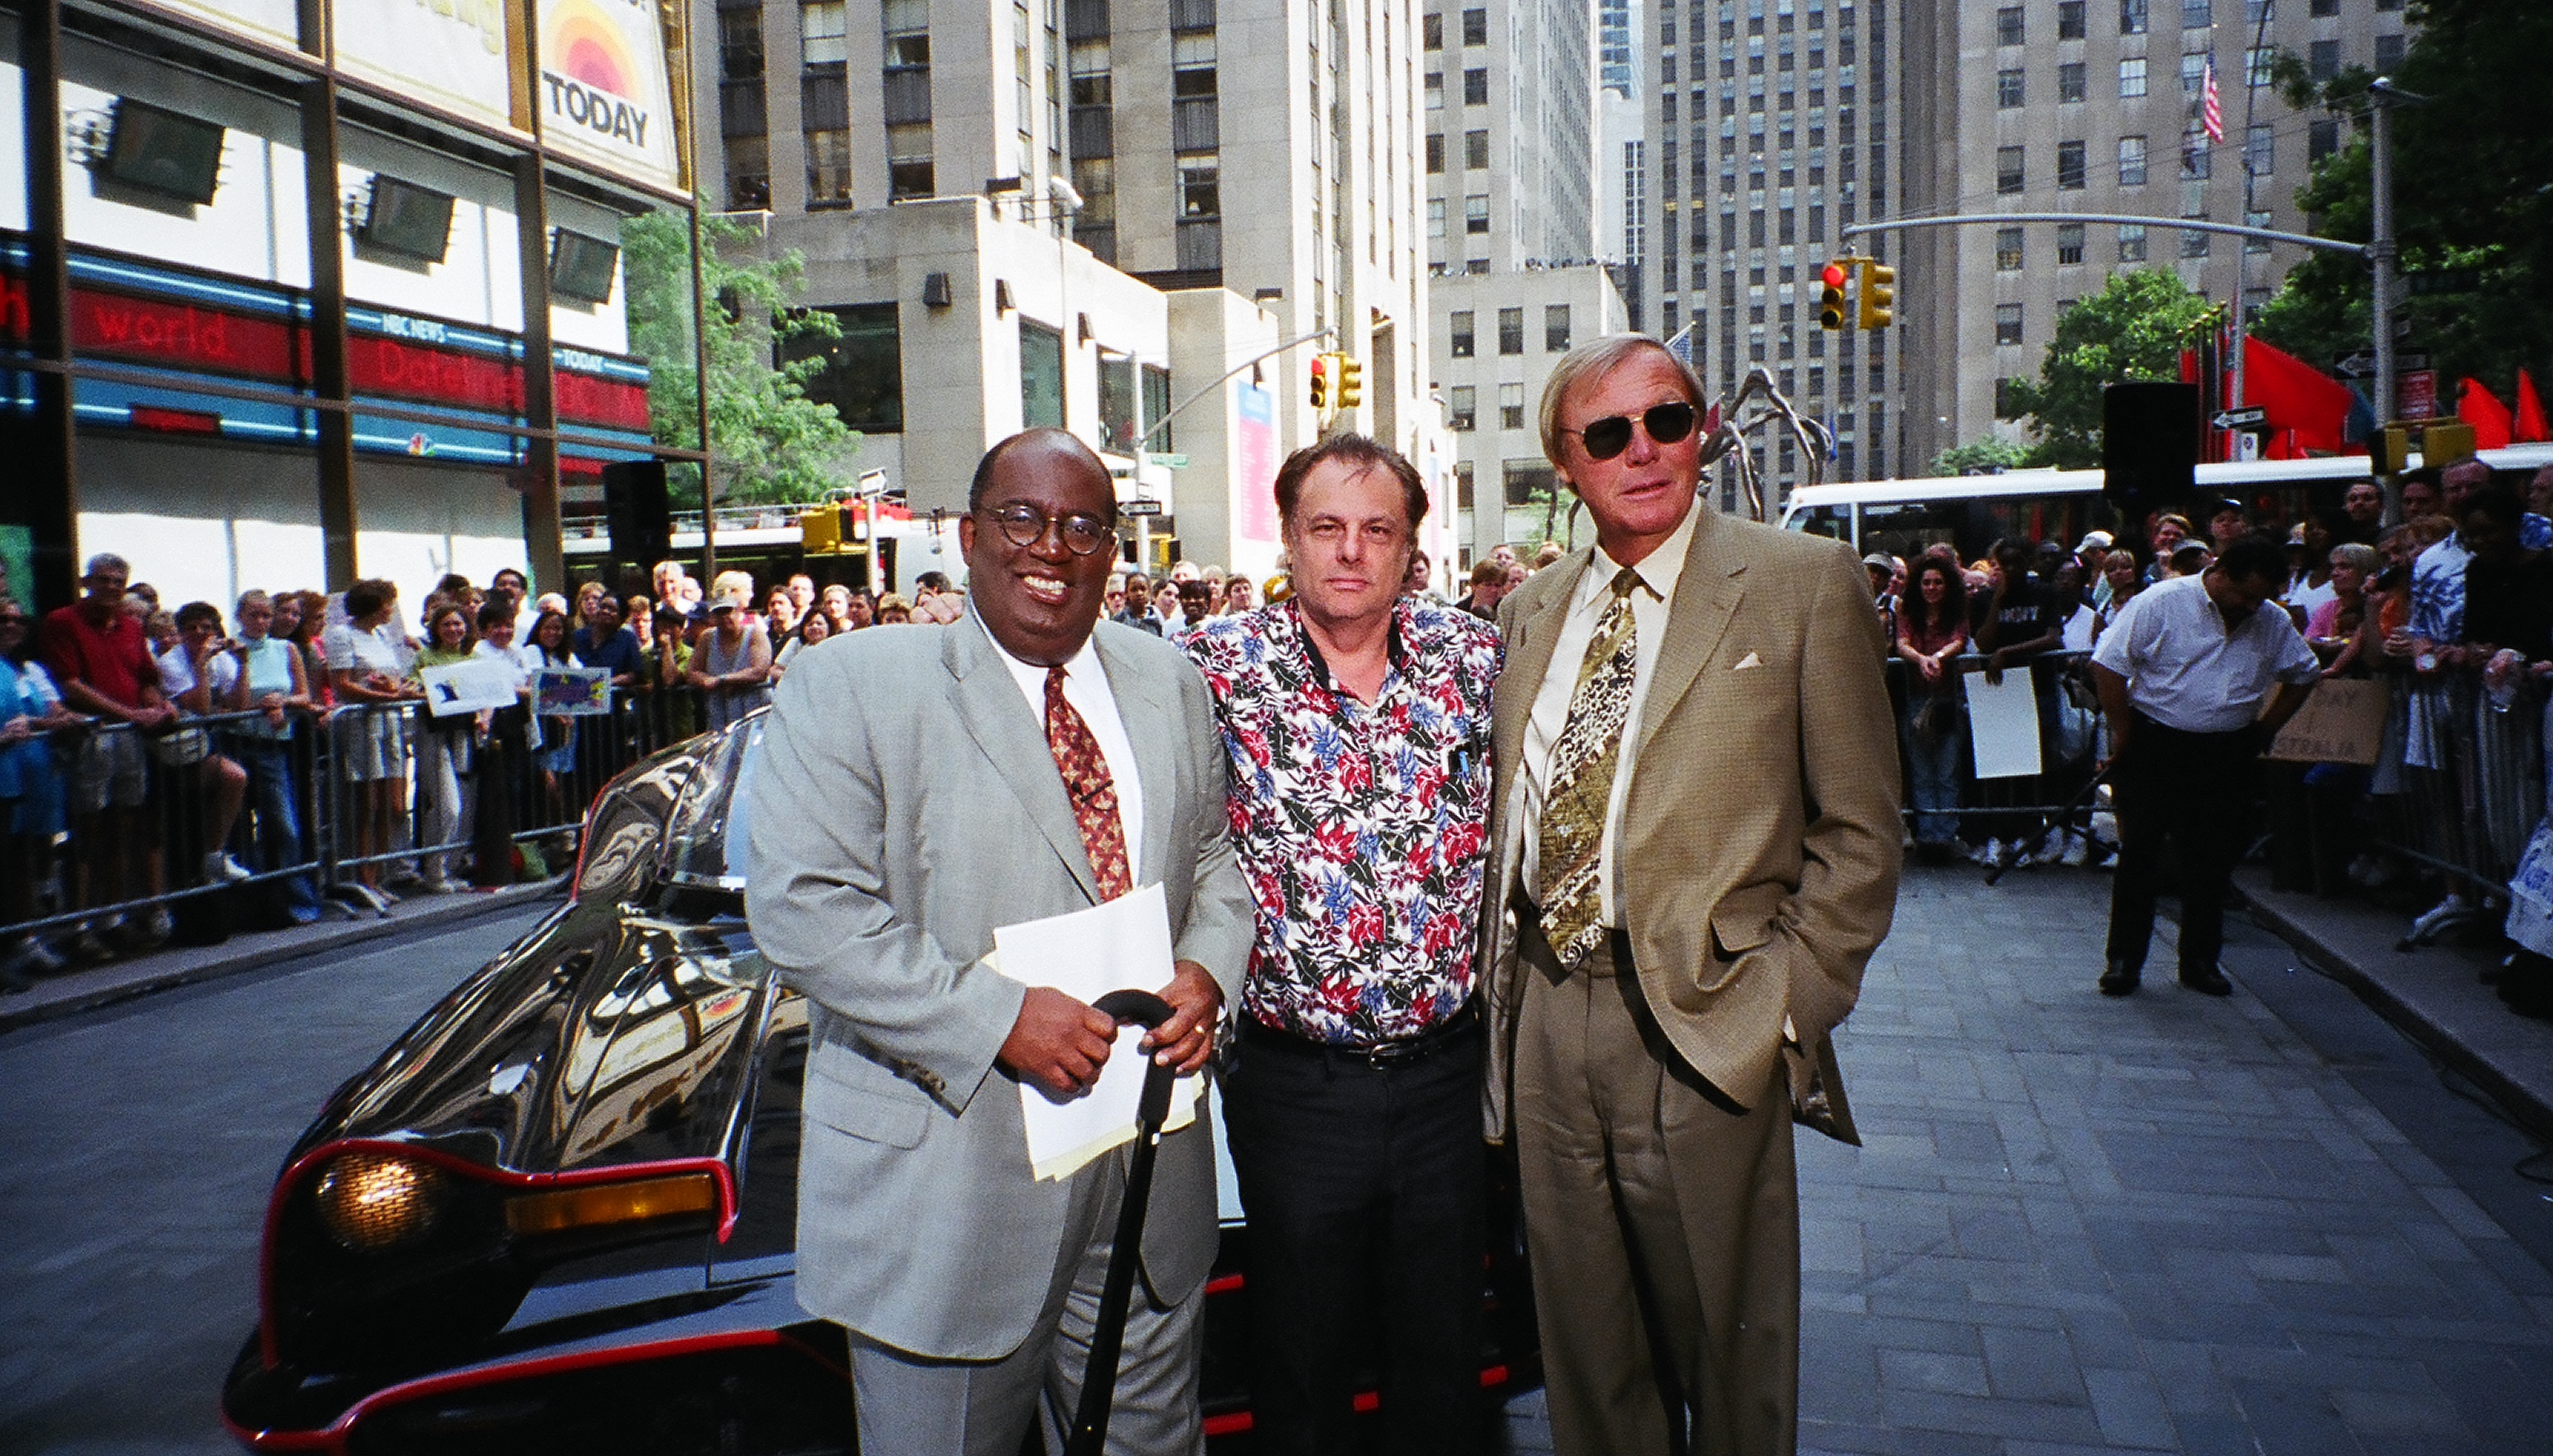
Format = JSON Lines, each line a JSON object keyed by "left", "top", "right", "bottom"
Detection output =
{"left": 1309, "top": 354, "right": 1329, "bottom": 410}
{"left": 1821, "top": 262, "right": 1849, "bottom": 289}
{"left": 1818, "top": 259, "right": 1853, "bottom": 331}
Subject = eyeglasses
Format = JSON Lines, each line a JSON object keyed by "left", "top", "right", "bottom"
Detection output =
{"left": 1562, "top": 400, "right": 1699, "bottom": 461}
{"left": 982, "top": 503, "right": 1114, "bottom": 557}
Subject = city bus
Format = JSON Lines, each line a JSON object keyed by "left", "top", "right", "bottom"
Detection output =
{"left": 1776, "top": 444, "right": 2553, "bottom": 563}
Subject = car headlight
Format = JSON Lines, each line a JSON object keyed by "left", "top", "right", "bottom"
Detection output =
{"left": 311, "top": 1150, "right": 445, "bottom": 1252}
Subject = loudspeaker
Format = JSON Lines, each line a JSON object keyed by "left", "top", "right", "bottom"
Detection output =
{"left": 601, "top": 460, "right": 673, "bottom": 569}
{"left": 2102, "top": 382, "right": 2199, "bottom": 510}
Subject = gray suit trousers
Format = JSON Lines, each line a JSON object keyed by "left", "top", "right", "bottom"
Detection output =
{"left": 846, "top": 1140, "right": 1208, "bottom": 1456}
{"left": 1513, "top": 929, "right": 1800, "bottom": 1456}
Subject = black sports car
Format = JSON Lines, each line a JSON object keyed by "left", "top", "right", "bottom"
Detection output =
{"left": 220, "top": 712, "right": 1534, "bottom": 1454}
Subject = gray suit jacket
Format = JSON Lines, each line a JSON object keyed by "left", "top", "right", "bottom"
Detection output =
{"left": 745, "top": 615, "right": 1255, "bottom": 1361}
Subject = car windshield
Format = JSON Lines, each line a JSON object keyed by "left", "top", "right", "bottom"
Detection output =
{"left": 659, "top": 712, "right": 765, "bottom": 889}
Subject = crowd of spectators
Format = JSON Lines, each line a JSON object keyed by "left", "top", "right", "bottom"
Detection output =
{"left": 1857, "top": 459, "right": 2553, "bottom": 1020}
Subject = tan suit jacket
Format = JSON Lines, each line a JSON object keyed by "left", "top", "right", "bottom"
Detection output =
{"left": 1479, "top": 505, "right": 1902, "bottom": 1141}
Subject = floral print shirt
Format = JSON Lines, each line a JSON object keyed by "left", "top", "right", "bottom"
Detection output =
{"left": 1185, "top": 597, "right": 1503, "bottom": 1046}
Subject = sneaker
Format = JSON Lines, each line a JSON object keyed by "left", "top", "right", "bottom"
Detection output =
{"left": 1970, "top": 838, "right": 2004, "bottom": 866}
{"left": 2406, "top": 894, "right": 2471, "bottom": 941}
{"left": 203, "top": 851, "right": 253, "bottom": 884}
{"left": 5, "top": 936, "right": 68, "bottom": 976}
{"left": 417, "top": 877, "right": 459, "bottom": 896}
{"left": 67, "top": 928, "right": 116, "bottom": 963}
{"left": 2036, "top": 828, "right": 2069, "bottom": 862}
{"left": 382, "top": 867, "right": 427, "bottom": 892}
{"left": 2060, "top": 833, "right": 2091, "bottom": 867}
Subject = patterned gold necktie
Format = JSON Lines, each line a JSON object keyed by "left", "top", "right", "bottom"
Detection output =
{"left": 1535, "top": 567, "right": 1644, "bottom": 971}
{"left": 1045, "top": 665, "right": 1133, "bottom": 901}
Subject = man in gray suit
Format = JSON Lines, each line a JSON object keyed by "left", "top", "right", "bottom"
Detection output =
{"left": 745, "top": 429, "right": 1254, "bottom": 1455}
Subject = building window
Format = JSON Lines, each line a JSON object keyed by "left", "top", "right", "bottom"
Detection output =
{"left": 2245, "top": 122, "right": 2274, "bottom": 176}
{"left": 1997, "top": 68, "right": 2024, "bottom": 108}
{"left": 1462, "top": 6, "right": 1488, "bottom": 45}
{"left": 2118, "top": 57, "right": 2147, "bottom": 97}
{"left": 1449, "top": 309, "right": 1474, "bottom": 355}
{"left": 2308, "top": 119, "right": 2338, "bottom": 163}
{"left": 2309, "top": 39, "right": 2339, "bottom": 79}
{"left": 1449, "top": 385, "right": 1476, "bottom": 430}
{"left": 2245, "top": 46, "right": 2276, "bottom": 85}
{"left": 2057, "top": 221, "right": 2085, "bottom": 264}
{"left": 2181, "top": 0, "right": 2210, "bottom": 28}
{"left": 1996, "top": 146, "right": 2024, "bottom": 194}
{"left": 801, "top": 1, "right": 848, "bottom": 64}
{"left": 721, "top": 8, "right": 766, "bottom": 78}
{"left": 1499, "top": 382, "right": 1525, "bottom": 431}
{"left": 2181, "top": 214, "right": 2210, "bottom": 256}
{"left": 2119, "top": 134, "right": 2148, "bottom": 185}
{"left": 2057, "top": 139, "right": 2086, "bottom": 189}
{"left": 1427, "top": 197, "right": 1446, "bottom": 238}
{"left": 1425, "top": 72, "right": 1444, "bottom": 109}
{"left": 1995, "top": 5, "right": 2024, "bottom": 43}
{"left": 1503, "top": 459, "right": 1556, "bottom": 505}
{"left": 887, "top": 123, "right": 934, "bottom": 199}
{"left": 2118, "top": 223, "right": 2147, "bottom": 260}
{"left": 1995, "top": 303, "right": 2024, "bottom": 346}
{"left": 1178, "top": 159, "right": 1220, "bottom": 217}
{"left": 2181, "top": 130, "right": 2210, "bottom": 178}
{"left": 2058, "top": 62, "right": 2086, "bottom": 102}
{"left": 2180, "top": 51, "right": 2207, "bottom": 97}
{"left": 806, "top": 128, "right": 853, "bottom": 204}
{"left": 781, "top": 302, "right": 904, "bottom": 432}
{"left": 1995, "top": 226, "right": 2024, "bottom": 270}
{"left": 1466, "top": 129, "right": 1490, "bottom": 169}
{"left": 1426, "top": 133, "right": 1444, "bottom": 173}
{"left": 1545, "top": 303, "right": 1572, "bottom": 352}
{"left": 1466, "top": 193, "right": 1489, "bottom": 233}
{"left": 1020, "top": 318, "right": 1065, "bottom": 429}
{"left": 1498, "top": 306, "right": 1524, "bottom": 355}
{"left": 1463, "top": 68, "right": 1488, "bottom": 105}
{"left": 2120, "top": 0, "right": 2147, "bottom": 33}
{"left": 2245, "top": 208, "right": 2272, "bottom": 252}
{"left": 1454, "top": 460, "right": 1473, "bottom": 509}
{"left": 1422, "top": 11, "right": 1442, "bottom": 48}
{"left": 2374, "top": 33, "right": 2404, "bottom": 70}
{"left": 1172, "top": 32, "right": 1217, "bottom": 151}
{"left": 725, "top": 136, "right": 771, "bottom": 210}
{"left": 2058, "top": 0, "right": 2086, "bottom": 37}
{"left": 1995, "top": 378, "right": 2023, "bottom": 419}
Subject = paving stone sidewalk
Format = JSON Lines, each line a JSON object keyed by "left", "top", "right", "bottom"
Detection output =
{"left": 1776, "top": 864, "right": 2553, "bottom": 1456}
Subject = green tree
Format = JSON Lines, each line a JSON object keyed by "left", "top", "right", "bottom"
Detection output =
{"left": 2251, "top": 0, "right": 2553, "bottom": 392}
{"left": 2007, "top": 269, "right": 2219, "bottom": 469}
{"left": 622, "top": 209, "right": 856, "bottom": 507}
{"left": 1926, "top": 437, "right": 2034, "bottom": 478}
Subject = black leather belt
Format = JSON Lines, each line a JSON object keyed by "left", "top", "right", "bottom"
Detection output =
{"left": 1239, "top": 1000, "right": 1482, "bottom": 1069}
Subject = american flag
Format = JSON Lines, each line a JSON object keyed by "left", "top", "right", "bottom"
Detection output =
{"left": 2200, "top": 56, "right": 2224, "bottom": 144}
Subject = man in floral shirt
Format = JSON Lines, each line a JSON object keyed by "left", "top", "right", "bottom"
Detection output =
{"left": 1185, "top": 435, "right": 1503, "bottom": 1455}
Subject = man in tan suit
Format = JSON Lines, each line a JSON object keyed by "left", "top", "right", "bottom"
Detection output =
{"left": 1480, "top": 336, "right": 1902, "bottom": 1456}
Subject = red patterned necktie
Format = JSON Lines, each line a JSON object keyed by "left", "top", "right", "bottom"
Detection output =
{"left": 1045, "top": 665, "right": 1133, "bottom": 901}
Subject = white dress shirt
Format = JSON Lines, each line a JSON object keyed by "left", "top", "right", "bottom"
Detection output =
{"left": 2089, "top": 573, "right": 2320, "bottom": 734}
{"left": 980, "top": 614, "right": 1146, "bottom": 882}
{"left": 1519, "top": 500, "right": 1702, "bottom": 927}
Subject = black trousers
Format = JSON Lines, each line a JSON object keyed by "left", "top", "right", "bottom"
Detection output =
{"left": 1223, "top": 1013, "right": 1486, "bottom": 1456}
{"left": 2106, "top": 714, "right": 2260, "bottom": 976}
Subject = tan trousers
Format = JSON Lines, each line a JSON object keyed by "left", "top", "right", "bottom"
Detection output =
{"left": 1513, "top": 928, "right": 1800, "bottom": 1456}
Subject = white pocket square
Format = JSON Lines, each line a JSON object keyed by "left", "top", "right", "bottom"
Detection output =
{"left": 1732, "top": 651, "right": 1764, "bottom": 671}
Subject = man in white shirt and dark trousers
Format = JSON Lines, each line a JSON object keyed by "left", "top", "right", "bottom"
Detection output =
{"left": 2091, "top": 534, "right": 2320, "bottom": 997}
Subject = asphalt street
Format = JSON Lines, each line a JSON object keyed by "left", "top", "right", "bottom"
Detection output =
{"left": 4, "top": 867, "right": 2550, "bottom": 1455}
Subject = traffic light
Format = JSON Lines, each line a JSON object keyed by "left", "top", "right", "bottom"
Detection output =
{"left": 1858, "top": 261, "right": 1896, "bottom": 330}
{"left": 1818, "top": 260, "right": 1851, "bottom": 331}
{"left": 1336, "top": 354, "right": 1363, "bottom": 409}
{"left": 1309, "top": 353, "right": 1330, "bottom": 410}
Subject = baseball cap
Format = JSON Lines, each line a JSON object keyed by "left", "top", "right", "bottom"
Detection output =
{"left": 1862, "top": 552, "right": 1894, "bottom": 570}
{"left": 2074, "top": 530, "right": 2114, "bottom": 554}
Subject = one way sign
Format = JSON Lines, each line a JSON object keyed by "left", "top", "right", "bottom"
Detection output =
{"left": 2211, "top": 407, "right": 2267, "bottom": 431}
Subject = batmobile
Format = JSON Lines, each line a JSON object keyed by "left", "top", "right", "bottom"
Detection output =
{"left": 219, "top": 710, "right": 1535, "bottom": 1453}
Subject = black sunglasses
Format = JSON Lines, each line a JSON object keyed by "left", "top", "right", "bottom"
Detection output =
{"left": 1564, "top": 400, "right": 1698, "bottom": 461}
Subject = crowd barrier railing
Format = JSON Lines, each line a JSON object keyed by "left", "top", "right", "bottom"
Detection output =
{"left": 1879, "top": 646, "right": 2110, "bottom": 863}
{"left": 1, "top": 685, "right": 708, "bottom": 961}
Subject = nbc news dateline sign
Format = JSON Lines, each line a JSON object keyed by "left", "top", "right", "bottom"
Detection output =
{"left": 138, "top": 0, "right": 683, "bottom": 193}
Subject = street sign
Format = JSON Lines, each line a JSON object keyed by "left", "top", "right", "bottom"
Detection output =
{"left": 2404, "top": 267, "right": 2483, "bottom": 298}
{"left": 1143, "top": 452, "right": 1190, "bottom": 469}
{"left": 2397, "top": 369, "right": 2439, "bottom": 421}
{"left": 1121, "top": 498, "right": 1166, "bottom": 517}
{"left": 2334, "top": 350, "right": 2426, "bottom": 378}
{"left": 2211, "top": 407, "right": 2268, "bottom": 430}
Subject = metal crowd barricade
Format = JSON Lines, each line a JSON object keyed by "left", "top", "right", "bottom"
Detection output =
{"left": 1881, "top": 646, "right": 2109, "bottom": 862}
{"left": 2358, "top": 666, "right": 2549, "bottom": 944}
{"left": 4, "top": 683, "right": 713, "bottom": 958}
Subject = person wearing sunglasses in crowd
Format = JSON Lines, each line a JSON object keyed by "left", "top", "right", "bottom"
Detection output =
{"left": 1476, "top": 336, "right": 1902, "bottom": 1456}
